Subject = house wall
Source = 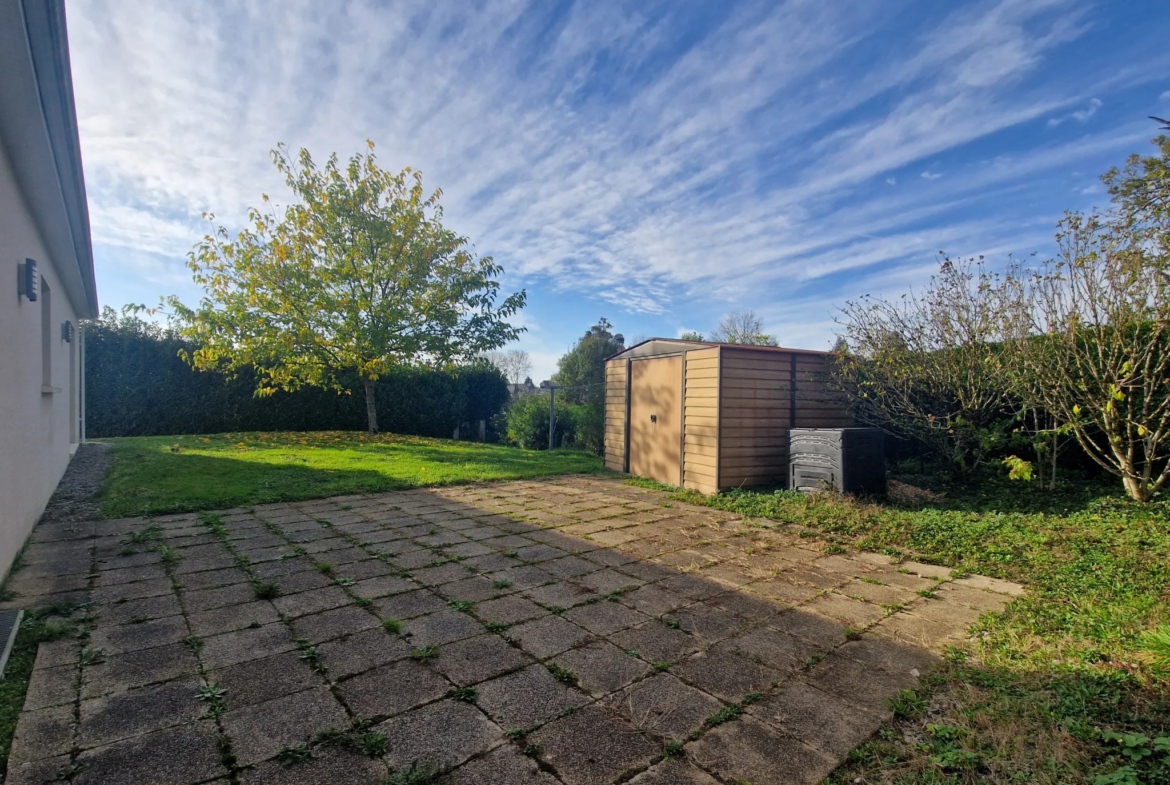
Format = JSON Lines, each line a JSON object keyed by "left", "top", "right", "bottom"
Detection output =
{"left": 682, "top": 347, "right": 720, "bottom": 494}
{"left": 603, "top": 359, "right": 627, "bottom": 472}
{"left": 717, "top": 347, "right": 852, "bottom": 489}
{"left": 0, "top": 138, "right": 81, "bottom": 576}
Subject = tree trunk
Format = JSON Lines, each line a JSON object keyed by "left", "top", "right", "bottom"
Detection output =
{"left": 1121, "top": 474, "right": 1150, "bottom": 503}
{"left": 1036, "top": 412, "right": 1046, "bottom": 490}
{"left": 363, "top": 376, "right": 379, "bottom": 434}
{"left": 1035, "top": 443, "right": 1044, "bottom": 489}
{"left": 1049, "top": 432, "right": 1058, "bottom": 491}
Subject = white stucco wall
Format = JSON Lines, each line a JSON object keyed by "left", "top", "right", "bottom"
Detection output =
{"left": 0, "top": 137, "right": 81, "bottom": 578}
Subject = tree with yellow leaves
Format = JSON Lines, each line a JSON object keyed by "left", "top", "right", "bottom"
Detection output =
{"left": 169, "top": 142, "right": 525, "bottom": 434}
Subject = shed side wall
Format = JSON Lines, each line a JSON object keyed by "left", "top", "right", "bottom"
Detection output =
{"left": 683, "top": 347, "right": 720, "bottom": 494}
{"left": 604, "top": 359, "right": 627, "bottom": 471}
{"left": 717, "top": 348, "right": 851, "bottom": 489}
{"left": 792, "top": 354, "right": 854, "bottom": 428}
{"left": 719, "top": 348, "right": 791, "bottom": 488}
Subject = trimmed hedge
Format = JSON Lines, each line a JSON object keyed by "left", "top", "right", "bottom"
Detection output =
{"left": 84, "top": 316, "right": 509, "bottom": 439}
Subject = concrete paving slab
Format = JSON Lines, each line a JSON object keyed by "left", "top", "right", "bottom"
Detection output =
{"left": 222, "top": 686, "right": 348, "bottom": 766}
{"left": 604, "top": 672, "right": 722, "bottom": 741}
{"left": 376, "top": 699, "right": 503, "bottom": 772}
{"left": 475, "top": 663, "right": 589, "bottom": 730}
{"left": 336, "top": 659, "right": 449, "bottom": 718}
{"left": 528, "top": 706, "right": 657, "bottom": 785}
{"left": 12, "top": 474, "right": 1021, "bottom": 785}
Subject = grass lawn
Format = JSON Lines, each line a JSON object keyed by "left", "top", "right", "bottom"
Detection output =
{"left": 634, "top": 470, "right": 1170, "bottom": 784}
{"left": 100, "top": 431, "right": 604, "bottom": 517}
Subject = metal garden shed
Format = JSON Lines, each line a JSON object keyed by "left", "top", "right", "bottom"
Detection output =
{"left": 604, "top": 339, "right": 853, "bottom": 494}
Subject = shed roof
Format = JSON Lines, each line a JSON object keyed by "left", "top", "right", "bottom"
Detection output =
{"left": 605, "top": 338, "right": 834, "bottom": 363}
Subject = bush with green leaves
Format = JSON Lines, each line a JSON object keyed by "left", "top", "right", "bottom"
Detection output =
{"left": 835, "top": 255, "right": 1023, "bottom": 474}
{"left": 560, "top": 402, "right": 604, "bottom": 454}
{"left": 503, "top": 393, "right": 575, "bottom": 450}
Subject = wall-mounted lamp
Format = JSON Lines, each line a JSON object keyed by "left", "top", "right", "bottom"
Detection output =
{"left": 17, "top": 258, "right": 38, "bottom": 302}
{"left": 61, "top": 320, "right": 73, "bottom": 343}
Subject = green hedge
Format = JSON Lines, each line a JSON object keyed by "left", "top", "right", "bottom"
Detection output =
{"left": 84, "top": 316, "right": 509, "bottom": 439}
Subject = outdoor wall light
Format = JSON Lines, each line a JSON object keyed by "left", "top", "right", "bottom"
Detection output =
{"left": 17, "top": 258, "right": 38, "bottom": 302}
{"left": 61, "top": 321, "right": 73, "bottom": 343}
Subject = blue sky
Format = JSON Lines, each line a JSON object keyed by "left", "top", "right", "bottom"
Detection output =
{"left": 68, "top": 0, "right": 1170, "bottom": 382}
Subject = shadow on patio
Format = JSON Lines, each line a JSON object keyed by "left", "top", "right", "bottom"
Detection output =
{"left": 3, "top": 474, "right": 1022, "bottom": 785}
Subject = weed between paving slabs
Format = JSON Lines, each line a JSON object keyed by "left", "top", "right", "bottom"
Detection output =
{"left": 1, "top": 475, "right": 1020, "bottom": 785}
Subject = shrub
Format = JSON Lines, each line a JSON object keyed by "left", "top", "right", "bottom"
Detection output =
{"left": 504, "top": 393, "right": 576, "bottom": 450}
{"left": 560, "top": 402, "right": 604, "bottom": 454}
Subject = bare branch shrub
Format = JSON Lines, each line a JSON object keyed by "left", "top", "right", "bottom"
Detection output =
{"left": 835, "top": 136, "right": 1170, "bottom": 501}
{"left": 835, "top": 256, "right": 1021, "bottom": 471}
{"left": 1007, "top": 142, "right": 1170, "bottom": 500}
{"left": 709, "top": 310, "right": 778, "bottom": 346}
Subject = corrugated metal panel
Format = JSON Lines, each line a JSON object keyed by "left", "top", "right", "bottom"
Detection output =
{"left": 629, "top": 356, "right": 683, "bottom": 486}
{"left": 682, "top": 347, "right": 720, "bottom": 493}
{"left": 604, "top": 359, "right": 628, "bottom": 472}
{"left": 717, "top": 349, "right": 852, "bottom": 490}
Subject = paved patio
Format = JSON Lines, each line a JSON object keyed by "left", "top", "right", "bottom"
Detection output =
{"left": 4, "top": 475, "right": 1022, "bottom": 785}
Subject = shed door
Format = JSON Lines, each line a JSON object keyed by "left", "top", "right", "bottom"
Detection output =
{"left": 629, "top": 356, "right": 683, "bottom": 486}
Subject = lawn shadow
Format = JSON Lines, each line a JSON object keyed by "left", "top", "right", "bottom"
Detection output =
{"left": 825, "top": 657, "right": 1170, "bottom": 782}
{"left": 360, "top": 443, "right": 600, "bottom": 470}
{"left": 102, "top": 450, "right": 407, "bottom": 518}
{"left": 889, "top": 467, "right": 1130, "bottom": 517}
{"left": 101, "top": 442, "right": 605, "bottom": 519}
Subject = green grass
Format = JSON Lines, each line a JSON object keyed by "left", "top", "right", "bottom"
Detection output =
{"left": 98, "top": 431, "right": 605, "bottom": 517}
{"left": 631, "top": 470, "right": 1170, "bottom": 784}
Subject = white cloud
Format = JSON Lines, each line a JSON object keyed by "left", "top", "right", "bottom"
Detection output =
{"left": 1047, "top": 97, "right": 1102, "bottom": 126}
{"left": 97, "top": 244, "right": 192, "bottom": 288}
{"left": 514, "top": 347, "right": 560, "bottom": 386}
{"left": 65, "top": 0, "right": 1162, "bottom": 352}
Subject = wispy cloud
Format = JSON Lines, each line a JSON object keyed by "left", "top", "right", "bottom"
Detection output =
{"left": 66, "top": 0, "right": 1170, "bottom": 377}
{"left": 1047, "top": 97, "right": 1103, "bottom": 126}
